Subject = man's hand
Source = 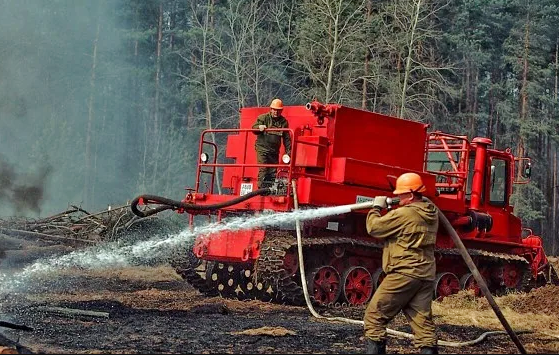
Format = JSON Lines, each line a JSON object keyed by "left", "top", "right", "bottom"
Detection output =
{"left": 258, "top": 125, "right": 266, "bottom": 131}
{"left": 373, "top": 196, "right": 388, "bottom": 210}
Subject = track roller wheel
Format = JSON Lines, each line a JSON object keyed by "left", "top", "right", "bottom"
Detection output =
{"left": 307, "top": 266, "right": 342, "bottom": 306}
{"left": 372, "top": 268, "right": 386, "bottom": 290}
{"left": 252, "top": 279, "right": 275, "bottom": 301}
{"left": 206, "top": 263, "right": 238, "bottom": 298}
{"left": 238, "top": 267, "right": 274, "bottom": 301}
{"left": 341, "top": 266, "right": 373, "bottom": 306}
{"left": 237, "top": 268, "right": 256, "bottom": 300}
{"left": 434, "top": 272, "right": 460, "bottom": 300}
{"left": 501, "top": 263, "right": 524, "bottom": 291}
{"left": 459, "top": 273, "right": 481, "bottom": 297}
{"left": 283, "top": 248, "right": 299, "bottom": 276}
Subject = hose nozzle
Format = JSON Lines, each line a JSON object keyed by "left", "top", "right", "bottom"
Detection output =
{"left": 347, "top": 197, "right": 400, "bottom": 212}
{"left": 387, "top": 197, "right": 400, "bottom": 205}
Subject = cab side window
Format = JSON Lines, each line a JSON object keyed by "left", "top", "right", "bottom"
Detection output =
{"left": 489, "top": 158, "right": 507, "bottom": 207}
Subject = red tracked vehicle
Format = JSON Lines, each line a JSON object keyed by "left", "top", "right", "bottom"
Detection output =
{"left": 131, "top": 101, "right": 559, "bottom": 306}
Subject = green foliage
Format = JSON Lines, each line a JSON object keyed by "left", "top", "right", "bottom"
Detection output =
{"left": 510, "top": 184, "right": 547, "bottom": 223}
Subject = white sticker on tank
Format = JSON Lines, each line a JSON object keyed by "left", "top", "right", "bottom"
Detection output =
{"left": 240, "top": 183, "right": 253, "bottom": 196}
{"left": 356, "top": 195, "right": 374, "bottom": 203}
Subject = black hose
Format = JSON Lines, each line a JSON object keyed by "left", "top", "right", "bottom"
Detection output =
{"left": 130, "top": 187, "right": 272, "bottom": 218}
{"left": 0, "top": 321, "right": 33, "bottom": 331}
{"left": 425, "top": 197, "right": 527, "bottom": 354}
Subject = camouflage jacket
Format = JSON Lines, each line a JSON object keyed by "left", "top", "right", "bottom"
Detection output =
{"left": 252, "top": 113, "right": 291, "bottom": 155}
{"left": 366, "top": 201, "right": 439, "bottom": 281}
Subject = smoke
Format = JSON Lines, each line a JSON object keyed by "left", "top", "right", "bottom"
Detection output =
{"left": 0, "top": 1, "right": 128, "bottom": 217}
{"left": 0, "top": 154, "right": 52, "bottom": 216}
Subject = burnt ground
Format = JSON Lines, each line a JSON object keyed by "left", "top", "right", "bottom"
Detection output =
{"left": 0, "top": 265, "right": 558, "bottom": 355}
{"left": 0, "top": 222, "right": 558, "bottom": 355}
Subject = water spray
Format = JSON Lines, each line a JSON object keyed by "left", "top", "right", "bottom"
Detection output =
{"left": 0, "top": 201, "right": 364, "bottom": 295}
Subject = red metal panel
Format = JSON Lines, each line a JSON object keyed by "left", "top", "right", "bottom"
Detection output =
{"left": 294, "top": 135, "right": 328, "bottom": 167}
{"left": 430, "top": 194, "right": 467, "bottom": 214}
{"left": 222, "top": 130, "right": 258, "bottom": 189}
{"left": 482, "top": 206, "right": 523, "bottom": 243}
{"left": 190, "top": 193, "right": 292, "bottom": 212}
{"left": 222, "top": 134, "right": 246, "bottom": 189}
{"left": 194, "top": 229, "right": 266, "bottom": 262}
{"left": 299, "top": 178, "right": 391, "bottom": 207}
{"left": 329, "top": 158, "right": 438, "bottom": 196}
{"left": 329, "top": 106, "right": 428, "bottom": 171}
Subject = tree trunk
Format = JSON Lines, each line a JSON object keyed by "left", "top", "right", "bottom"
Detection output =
{"left": 488, "top": 71, "right": 495, "bottom": 140}
{"left": 553, "top": 39, "right": 558, "bottom": 255}
{"left": 325, "top": 3, "right": 340, "bottom": 102}
{"left": 399, "top": 0, "right": 422, "bottom": 118}
{"left": 362, "top": 1, "right": 372, "bottom": 110}
{"left": 151, "top": 3, "right": 163, "bottom": 191}
{"left": 84, "top": 22, "right": 100, "bottom": 208}
{"left": 470, "top": 69, "right": 479, "bottom": 138}
{"left": 202, "top": 0, "right": 221, "bottom": 194}
{"left": 555, "top": 38, "right": 558, "bottom": 103}
{"left": 517, "top": 13, "right": 530, "bottom": 172}
{"left": 554, "top": 148, "right": 558, "bottom": 255}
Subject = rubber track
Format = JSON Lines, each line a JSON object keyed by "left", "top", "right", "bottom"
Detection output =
{"left": 255, "top": 231, "right": 382, "bottom": 306}
{"left": 255, "top": 232, "right": 533, "bottom": 306}
{"left": 171, "top": 252, "right": 219, "bottom": 297}
{"left": 174, "top": 232, "right": 533, "bottom": 306}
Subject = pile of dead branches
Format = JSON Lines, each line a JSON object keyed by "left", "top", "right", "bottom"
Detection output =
{"left": 0, "top": 204, "right": 143, "bottom": 247}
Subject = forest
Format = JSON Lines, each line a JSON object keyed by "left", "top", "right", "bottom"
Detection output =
{"left": 0, "top": 0, "right": 558, "bottom": 253}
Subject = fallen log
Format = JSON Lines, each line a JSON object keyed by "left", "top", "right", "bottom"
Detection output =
{"left": 0, "top": 235, "right": 27, "bottom": 250}
{"left": 0, "top": 228, "right": 95, "bottom": 245}
{"left": 35, "top": 306, "right": 109, "bottom": 319}
{"left": 0, "top": 321, "right": 33, "bottom": 331}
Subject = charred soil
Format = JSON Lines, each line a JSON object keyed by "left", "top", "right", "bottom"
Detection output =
{"left": 0, "top": 211, "right": 558, "bottom": 354}
{"left": 0, "top": 265, "right": 558, "bottom": 354}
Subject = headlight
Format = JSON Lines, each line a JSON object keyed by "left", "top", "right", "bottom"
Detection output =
{"left": 200, "top": 152, "right": 208, "bottom": 163}
{"left": 282, "top": 154, "right": 291, "bottom": 164}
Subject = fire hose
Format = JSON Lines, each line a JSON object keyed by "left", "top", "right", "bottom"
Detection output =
{"left": 290, "top": 180, "right": 528, "bottom": 353}
{"left": 130, "top": 182, "right": 528, "bottom": 351}
{"left": 130, "top": 187, "right": 273, "bottom": 218}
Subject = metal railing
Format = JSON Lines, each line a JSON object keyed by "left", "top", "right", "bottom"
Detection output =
{"left": 195, "top": 128, "right": 296, "bottom": 195}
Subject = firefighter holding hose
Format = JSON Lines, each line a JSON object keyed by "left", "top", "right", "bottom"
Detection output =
{"left": 364, "top": 172, "right": 439, "bottom": 354}
{"left": 252, "top": 98, "right": 292, "bottom": 189}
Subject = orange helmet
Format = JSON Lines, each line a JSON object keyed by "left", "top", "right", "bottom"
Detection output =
{"left": 270, "top": 98, "right": 284, "bottom": 110}
{"left": 393, "top": 172, "right": 426, "bottom": 195}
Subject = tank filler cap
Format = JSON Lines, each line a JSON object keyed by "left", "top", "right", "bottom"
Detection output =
{"left": 472, "top": 137, "right": 493, "bottom": 146}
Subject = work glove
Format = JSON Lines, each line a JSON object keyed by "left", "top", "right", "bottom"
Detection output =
{"left": 258, "top": 125, "right": 266, "bottom": 131}
{"left": 373, "top": 196, "right": 388, "bottom": 210}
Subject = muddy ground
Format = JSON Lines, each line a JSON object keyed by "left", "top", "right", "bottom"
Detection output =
{"left": 0, "top": 223, "right": 558, "bottom": 354}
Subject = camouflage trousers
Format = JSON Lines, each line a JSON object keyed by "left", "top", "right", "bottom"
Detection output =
{"left": 256, "top": 150, "right": 278, "bottom": 188}
{"left": 363, "top": 272, "right": 437, "bottom": 348}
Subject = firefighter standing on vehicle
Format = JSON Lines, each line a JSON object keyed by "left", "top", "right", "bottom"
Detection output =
{"left": 364, "top": 172, "right": 440, "bottom": 354}
{"left": 252, "top": 98, "right": 292, "bottom": 188}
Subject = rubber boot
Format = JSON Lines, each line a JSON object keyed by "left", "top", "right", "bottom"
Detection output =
{"left": 365, "top": 339, "right": 386, "bottom": 354}
{"left": 419, "top": 346, "right": 438, "bottom": 354}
